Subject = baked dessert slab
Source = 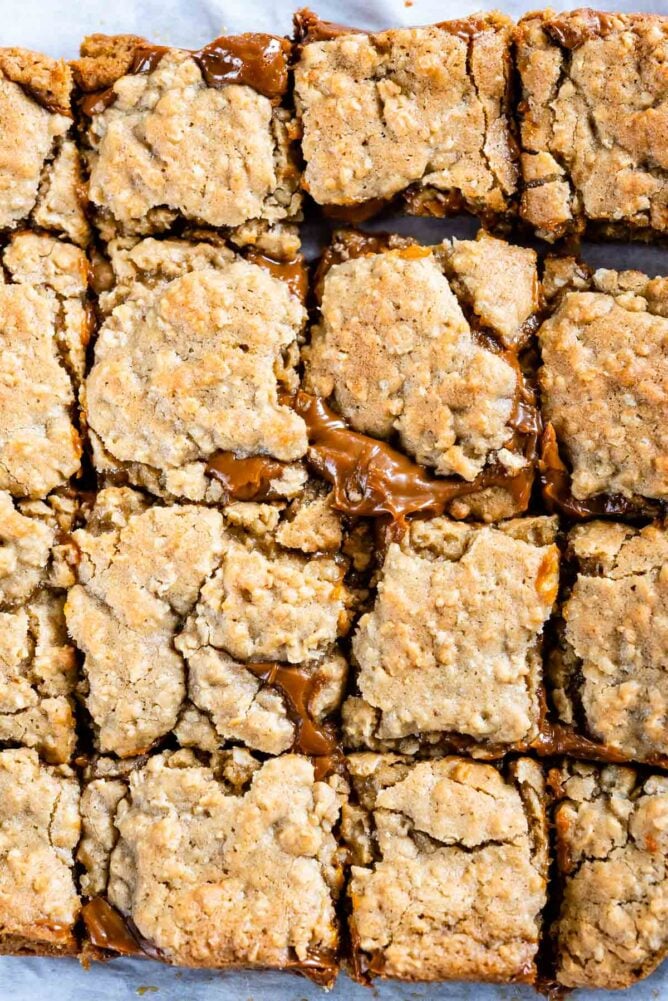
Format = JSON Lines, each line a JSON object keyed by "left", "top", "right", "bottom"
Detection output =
{"left": 550, "top": 760, "right": 668, "bottom": 989}
{"left": 538, "top": 259, "right": 668, "bottom": 517}
{"left": 0, "top": 232, "right": 89, "bottom": 500}
{"left": 0, "top": 489, "right": 78, "bottom": 764}
{"left": 304, "top": 229, "right": 541, "bottom": 524}
{"left": 293, "top": 10, "right": 517, "bottom": 222}
{"left": 84, "top": 235, "right": 309, "bottom": 503}
{"left": 343, "top": 753, "right": 548, "bottom": 983}
{"left": 548, "top": 520, "right": 668, "bottom": 767}
{"left": 343, "top": 516, "right": 559, "bottom": 756}
{"left": 66, "top": 487, "right": 354, "bottom": 758}
{"left": 79, "top": 749, "right": 345, "bottom": 985}
{"left": 0, "top": 747, "right": 81, "bottom": 955}
{"left": 516, "top": 9, "right": 668, "bottom": 241}
{"left": 0, "top": 48, "right": 88, "bottom": 244}
{"left": 72, "top": 33, "right": 301, "bottom": 244}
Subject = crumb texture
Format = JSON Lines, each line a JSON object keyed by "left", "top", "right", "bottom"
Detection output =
{"left": 517, "top": 11, "right": 668, "bottom": 238}
{"left": 539, "top": 276, "right": 668, "bottom": 501}
{"left": 344, "top": 754, "right": 547, "bottom": 981}
{"left": 0, "top": 748, "right": 80, "bottom": 952}
{"left": 85, "top": 240, "right": 307, "bottom": 501}
{"left": 556, "top": 522, "right": 668, "bottom": 762}
{"left": 0, "top": 234, "right": 87, "bottom": 499}
{"left": 553, "top": 761, "right": 668, "bottom": 989}
{"left": 294, "top": 17, "right": 516, "bottom": 213}
{"left": 94, "top": 751, "right": 343, "bottom": 969}
{"left": 344, "top": 518, "right": 558, "bottom": 751}
{"left": 83, "top": 47, "right": 299, "bottom": 237}
{"left": 305, "top": 249, "right": 519, "bottom": 481}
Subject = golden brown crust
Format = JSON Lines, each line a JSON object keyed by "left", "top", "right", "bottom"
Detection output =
{"left": 0, "top": 47, "right": 72, "bottom": 114}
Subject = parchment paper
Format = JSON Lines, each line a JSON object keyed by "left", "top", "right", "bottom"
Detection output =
{"left": 1, "top": 0, "right": 667, "bottom": 996}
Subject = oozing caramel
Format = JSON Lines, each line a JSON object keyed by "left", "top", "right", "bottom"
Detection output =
{"left": 246, "top": 662, "right": 338, "bottom": 757}
{"left": 206, "top": 452, "right": 289, "bottom": 501}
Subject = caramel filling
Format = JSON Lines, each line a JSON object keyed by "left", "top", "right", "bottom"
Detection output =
{"left": 206, "top": 452, "right": 288, "bottom": 501}
{"left": 243, "top": 250, "right": 308, "bottom": 301}
{"left": 245, "top": 662, "right": 338, "bottom": 757}
{"left": 82, "top": 897, "right": 142, "bottom": 956}
{"left": 81, "top": 33, "right": 289, "bottom": 115}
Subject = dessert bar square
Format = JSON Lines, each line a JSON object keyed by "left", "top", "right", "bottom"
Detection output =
{"left": 538, "top": 259, "right": 668, "bottom": 517}
{"left": 550, "top": 760, "right": 668, "bottom": 989}
{"left": 293, "top": 11, "right": 516, "bottom": 222}
{"left": 0, "top": 748, "right": 81, "bottom": 955}
{"left": 548, "top": 521, "right": 668, "bottom": 767}
{"left": 516, "top": 10, "right": 668, "bottom": 241}
{"left": 0, "top": 232, "right": 89, "bottom": 499}
{"left": 0, "top": 48, "right": 88, "bottom": 244}
{"left": 79, "top": 749, "right": 345, "bottom": 985}
{"left": 343, "top": 754, "right": 548, "bottom": 983}
{"left": 304, "top": 229, "right": 540, "bottom": 523}
{"left": 342, "top": 516, "right": 559, "bottom": 756}
{"left": 0, "top": 490, "right": 78, "bottom": 763}
{"left": 72, "top": 33, "right": 301, "bottom": 244}
{"left": 84, "top": 235, "right": 309, "bottom": 503}
{"left": 66, "top": 487, "right": 354, "bottom": 758}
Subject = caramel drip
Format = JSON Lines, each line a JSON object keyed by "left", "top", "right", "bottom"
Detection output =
{"left": 293, "top": 392, "right": 535, "bottom": 522}
{"left": 293, "top": 8, "right": 365, "bottom": 44}
{"left": 547, "top": 10, "right": 618, "bottom": 49}
{"left": 80, "top": 33, "right": 288, "bottom": 116}
{"left": 245, "top": 662, "right": 338, "bottom": 757}
{"left": 206, "top": 451, "right": 288, "bottom": 501}
{"left": 82, "top": 898, "right": 142, "bottom": 956}
{"left": 539, "top": 424, "right": 641, "bottom": 519}
{"left": 244, "top": 250, "right": 308, "bottom": 301}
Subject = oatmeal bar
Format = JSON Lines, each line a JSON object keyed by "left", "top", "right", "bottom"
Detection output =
{"left": 79, "top": 749, "right": 345, "bottom": 984}
{"left": 84, "top": 236, "right": 308, "bottom": 503}
{"left": 548, "top": 521, "right": 668, "bottom": 767}
{"left": 0, "top": 490, "right": 78, "bottom": 763}
{"left": 342, "top": 516, "right": 559, "bottom": 756}
{"left": 0, "top": 747, "right": 80, "bottom": 955}
{"left": 293, "top": 11, "right": 517, "bottom": 222}
{"left": 0, "top": 232, "right": 89, "bottom": 499}
{"left": 550, "top": 760, "right": 668, "bottom": 989}
{"left": 516, "top": 10, "right": 668, "bottom": 241}
{"left": 72, "top": 33, "right": 301, "bottom": 244}
{"left": 303, "top": 230, "right": 540, "bottom": 523}
{"left": 66, "top": 487, "right": 354, "bottom": 758}
{"left": 0, "top": 48, "right": 88, "bottom": 244}
{"left": 538, "top": 260, "right": 668, "bottom": 516}
{"left": 343, "top": 754, "right": 548, "bottom": 983}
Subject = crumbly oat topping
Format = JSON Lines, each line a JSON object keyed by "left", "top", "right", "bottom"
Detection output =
{"left": 538, "top": 273, "right": 668, "bottom": 501}
{"left": 82, "top": 750, "right": 345, "bottom": 969}
{"left": 0, "top": 747, "right": 80, "bottom": 953}
{"left": 294, "top": 16, "right": 516, "bottom": 214}
{"left": 343, "top": 754, "right": 547, "bottom": 981}
{"left": 344, "top": 517, "right": 558, "bottom": 752}
{"left": 552, "top": 760, "right": 668, "bottom": 989}
{"left": 517, "top": 10, "right": 668, "bottom": 239}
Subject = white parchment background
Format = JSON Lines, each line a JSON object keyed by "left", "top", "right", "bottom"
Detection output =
{"left": 1, "top": 0, "right": 667, "bottom": 997}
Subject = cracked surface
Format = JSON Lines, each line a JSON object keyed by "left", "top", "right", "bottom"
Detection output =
{"left": 0, "top": 49, "right": 88, "bottom": 243}
{"left": 0, "top": 490, "right": 77, "bottom": 764}
{"left": 294, "top": 15, "right": 516, "bottom": 216}
{"left": 343, "top": 517, "right": 558, "bottom": 754}
{"left": 66, "top": 488, "right": 351, "bottom": 757}
{"left": 343, "top": 754, "right": 548, "bottom": 982}
{"left": 0, "top": 747, "right": 80, "bottom": 955}
{"left": 551, "top": 521, "right": 668, "bottom": 764}
{"left": 76, "top": 36, "right": 300, "bottom": 240}
{"left": 80, "top": 749, "right": 345, "bottom": 971}
{"left": 305, "top": 244, "right": 521, "bottom": 481}
{"left": 552, "top": 760, "right": 668, "bottom": 989}
{"left": 539, "top": 267, "right": 668, "bottom": 502}
{"left": 84, "top": 237, "right": 308, "bottom": 502}
{"left": 0, "top": 233, "right": 88, "bottom": 499}
{"left": 516, "top": 10, "right": 668, "bottom": 240}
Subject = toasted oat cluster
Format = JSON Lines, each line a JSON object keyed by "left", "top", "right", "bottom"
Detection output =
{"left": 551, "top": 761, "right": 668, "bottom": 989}
{"left": 0, "top": 12, "right": 667, "bottom": 995}
{"left": 516, "top": 10, "right": 668, "bottom": 240}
